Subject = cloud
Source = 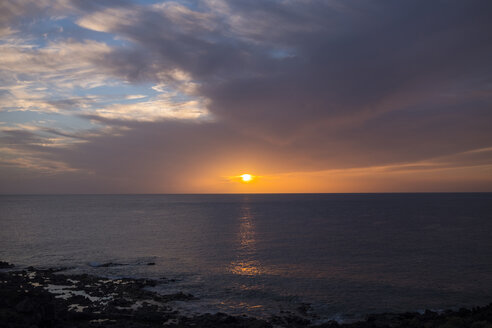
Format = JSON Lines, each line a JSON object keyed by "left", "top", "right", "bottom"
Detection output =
{"left": 73, "top": 1, "right": 492, "bottom": 138}
{"left": 89, "top": 94, "right": 209, "bottom": 122}
{"left": 76, "top": 6, "right": 136, "bottom": 33}
{"left": 125, "top": 95, "right": 147, "bottom": 100}
{"left": 1, "top": 0, "right": 492, "bottom": 193}
{"left": 0, "top": 37, "right": 113, "bottom": 115}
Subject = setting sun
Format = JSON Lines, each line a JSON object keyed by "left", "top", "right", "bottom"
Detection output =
{"left": 240, "top": 174, "right": 253, "bottom": 182}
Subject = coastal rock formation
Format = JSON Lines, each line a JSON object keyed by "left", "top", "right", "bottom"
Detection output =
{"left": 0, "top": 261, "right": 14, "bottom": 269}
{"left": 1, "top": 263, "right": 492, "bottom": 328}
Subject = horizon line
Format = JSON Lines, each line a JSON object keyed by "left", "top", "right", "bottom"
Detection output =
{"left": 1, "top": 191, "right": 491, "bottom": 196}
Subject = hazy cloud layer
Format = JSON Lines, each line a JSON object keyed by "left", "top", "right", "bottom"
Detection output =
{"left": 1, "top": 0, "right": 492, "bottom": 193}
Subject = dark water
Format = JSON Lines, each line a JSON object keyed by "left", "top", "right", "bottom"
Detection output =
{"left": 1, "top": 193, "right": 492, "bottom": 322}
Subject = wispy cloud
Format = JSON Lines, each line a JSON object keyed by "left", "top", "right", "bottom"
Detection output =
{"left": 90, "top": 95, "right": 209, "bottom": 122}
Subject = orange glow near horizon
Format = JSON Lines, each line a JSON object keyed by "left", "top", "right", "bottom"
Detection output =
{"left": 185, "top": 160, "right": 492, "bottom": 194}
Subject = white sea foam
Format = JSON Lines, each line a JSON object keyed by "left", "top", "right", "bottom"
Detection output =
{"left": 44, "top": 284, "right": 114, "bottom": 303}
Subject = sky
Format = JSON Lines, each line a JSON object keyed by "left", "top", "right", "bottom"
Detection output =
{"left": 0, "top": 0, "right": 491, "bottom": 194}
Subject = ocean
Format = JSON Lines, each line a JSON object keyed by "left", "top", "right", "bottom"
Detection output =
{"left": 1, "top": 193, "right": 492, "bottom": 322}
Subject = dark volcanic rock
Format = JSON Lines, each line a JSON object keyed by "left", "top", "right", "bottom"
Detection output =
{"left": 175, "top": 312, "right": 272, "bottom": 328}
{"left": 270, "top": 314, "right": 311, "bottom": 328}
{"left": 0, "top": 261, "right": 14, "bottom": 268}
{"left": 0, "top": 264, "right": 278, "bottom": 328}
{"left": 155, "top": 291, "right": 195, "bottom": 302}
{"left": 1, "top": 263, "right": 492, "bottom": 328}
{"left": 1, "top": 274, "right": 57, "bottom": 327}
{"left": 88, "top": 261, "right": 126, "bottom": 268}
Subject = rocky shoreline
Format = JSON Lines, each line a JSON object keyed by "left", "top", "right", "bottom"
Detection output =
{"left": 1, "top": 261, "right": 492, "bottom": 328}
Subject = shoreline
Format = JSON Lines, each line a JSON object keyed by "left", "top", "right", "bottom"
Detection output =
{"left": 1, "top": 262, "right": 492, "bottom": 328}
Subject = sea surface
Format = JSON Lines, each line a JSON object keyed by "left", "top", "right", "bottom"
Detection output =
{"left": 1, "top": 193, "right": 492, "bottom": 322}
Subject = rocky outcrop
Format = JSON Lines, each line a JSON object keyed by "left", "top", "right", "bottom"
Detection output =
{"left": 1, "top": 263, "right": 492, "bottom": 328}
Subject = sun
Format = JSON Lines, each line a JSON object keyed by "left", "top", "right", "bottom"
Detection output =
{"left": 240, "top": 174, "right": 253, "bottom": 182}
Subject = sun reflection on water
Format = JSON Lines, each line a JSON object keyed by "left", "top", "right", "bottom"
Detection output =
{"left": 229, "top": 197, "right": 263, "bottom": 276}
